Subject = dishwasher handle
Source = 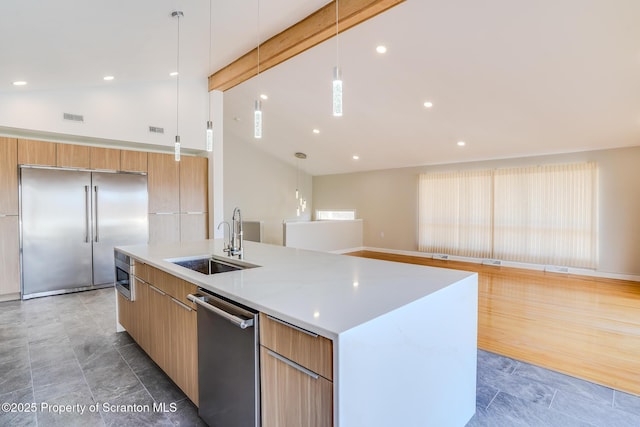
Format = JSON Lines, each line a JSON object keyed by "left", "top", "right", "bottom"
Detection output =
{"left": 188, "top": 294, "right": 254, "bottom": 329}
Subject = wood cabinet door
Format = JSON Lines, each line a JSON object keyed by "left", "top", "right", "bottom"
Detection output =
{"left": 17, "top": 138, "right": 56, "bottom": 166}
{"left": 0, "top": 137, "right": 18, "bottom": 215}
{"left": 57, "top": 143, "right": 90, "bottom": 168}
{"left": 148, "top": 152, "right": 180, "bottom": 213}
{"left": 168, "top": 297, "right": 199, "bottom": 406}
{"left": 133, "top": 278, "right": 151, "bottom": 354}
{"left": 121, "top": 150, "right": 148, "bottom": 173}
{"left": 147, "top": 284, "right": 170, "bottom": 371}
{"left": 90, "top": 147, "right": 121, "bottom": 170}
{"left": 0, "top": 216, "right": 20, "bottom": 296}
{"left": 149, "top": 214, "right": 180, "bottom": 244}
{"left": 180, "top": 213, "right": 208, "bottom": 242}
{"left": 260, "top": 346, "right": 333, "bottom": 427}
{"left": 180, "top": 156, "right": 208, "bottom": 213}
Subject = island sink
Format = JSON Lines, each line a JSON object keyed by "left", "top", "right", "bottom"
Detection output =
{"left": 168, "top": 255, "right": 259, "bottom": 275}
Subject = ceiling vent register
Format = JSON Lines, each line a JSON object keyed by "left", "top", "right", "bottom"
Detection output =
{"left": 63, "top": 113, "right": 84, "bottom": 122}
{"left": 149, "top": 126, "right": 165, "bottom": 134}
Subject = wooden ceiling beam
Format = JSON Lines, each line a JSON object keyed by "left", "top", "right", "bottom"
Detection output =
{"left": 208, "top": 0, "right": 405, "bottom": 92}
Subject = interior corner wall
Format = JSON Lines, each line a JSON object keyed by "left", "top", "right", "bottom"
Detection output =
{"left": 223, "top": 136, "right": 312, "bottom": 246}
{"left": 313, "top": 146, "right": 640, "bottom": 276}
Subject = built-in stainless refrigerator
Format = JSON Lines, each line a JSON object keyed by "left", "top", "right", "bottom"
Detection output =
{"left": 20, "top": 167, "right": 148, "bottom": 299}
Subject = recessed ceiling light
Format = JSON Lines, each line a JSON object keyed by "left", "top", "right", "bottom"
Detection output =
{"left": 423, "top": 101, "right": 433, "bottom": 108}
{"left": 312, "top": 129, "right": 320, "bottom": 134}
{"left": 12, "top": 81, "right": 27, "bottom": 86}
{"left": 103, "top": 76, "right": 114, "bottom": 81}
{"left": 352, "top": 155, "right": 360, "bottom": 160}
{"left": 260, "top": 94, "right": 268, "bottom": 100}
{"left": 457, "top": 141, "right": 466, "bottom": 147}
{"left": 169, "top": 71, "right": 179, "bottom": 77}
{"left": 376, "top": 45, "right": 387, "bottom": 54}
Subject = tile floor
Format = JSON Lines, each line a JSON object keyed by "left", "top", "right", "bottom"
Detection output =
{"left": 1, "top": 287, "right": 639, "bottom": 426}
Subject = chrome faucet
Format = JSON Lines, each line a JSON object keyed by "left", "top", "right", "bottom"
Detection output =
{"left": 230, "top": 207, "right": 243, "bottom": 259}
{"left": 217, "top": 221, "right": 232, "bottom": 253}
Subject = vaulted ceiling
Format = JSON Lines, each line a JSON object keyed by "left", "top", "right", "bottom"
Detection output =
{"left": 3, "top": 1, "right": 640, "bottom": 175}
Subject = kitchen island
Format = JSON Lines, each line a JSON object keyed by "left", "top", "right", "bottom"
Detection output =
{"left": 115, "top": 239, "right": 478, "bottom": 427}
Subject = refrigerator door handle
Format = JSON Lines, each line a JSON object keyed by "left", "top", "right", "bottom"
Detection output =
{"left": 84, "top": 185, "right": 90, "bottom": 243}
{"left": 94, "top": 185, "right": 99, "bottom": 243}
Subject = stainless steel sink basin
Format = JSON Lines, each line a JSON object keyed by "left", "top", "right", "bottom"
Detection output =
{"left": 168, "top": 255, "right": 259, "bottom": 275}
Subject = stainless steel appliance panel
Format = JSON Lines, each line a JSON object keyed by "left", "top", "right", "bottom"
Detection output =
{"left": 190, "top": 290, "right": 260, "bottom": 427}
{"left": 21, "top": 168, "right": 93, "bottom": 295}
{"left": 92, "top": 173, "right": 148, "bottom": 285}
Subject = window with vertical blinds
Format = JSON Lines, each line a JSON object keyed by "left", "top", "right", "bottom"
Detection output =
{"left": 418, "top": 162, "right": 598, "bottom": 268}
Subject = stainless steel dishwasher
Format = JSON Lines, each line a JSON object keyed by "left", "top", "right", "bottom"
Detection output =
{"left": 188, "top": 289, "right": 260, "bottom": 427}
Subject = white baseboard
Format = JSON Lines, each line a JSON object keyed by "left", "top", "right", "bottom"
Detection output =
{"left": 360, "top": 247, "right": 640, "bottom": 283}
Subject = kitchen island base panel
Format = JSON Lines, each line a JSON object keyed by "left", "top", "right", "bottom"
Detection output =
{"left": 337, "top": 274, "right": 478, "bottom": 427}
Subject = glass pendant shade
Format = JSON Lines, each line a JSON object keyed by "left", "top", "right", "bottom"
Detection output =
{"left": 332, "top": 66, "right": 343, "bottom": 117}
{"left": 254, "top": 100, "right": 262, "bottom": 139}
{"left": 206, "top": 121, "right": 213, "bottom": 152}
{"left": 174, "top": 135, "right": 181, "bottom": 161}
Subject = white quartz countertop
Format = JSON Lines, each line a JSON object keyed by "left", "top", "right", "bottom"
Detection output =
{"left": 116, "top": 239, "right": 475, "bottom": 339}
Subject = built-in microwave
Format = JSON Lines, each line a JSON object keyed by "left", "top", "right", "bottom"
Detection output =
{"left": 114, "top": 250, "right": 135, "bottom": 301}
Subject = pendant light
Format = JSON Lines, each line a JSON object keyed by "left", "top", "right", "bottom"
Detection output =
{"left": 205, "top": 0, "right": 213, "bottom": 152}
{"left": 254, "top": 0, "right": 263, "bottom": 139}
{"left": 332, "top": 0, "right": 343, "bottom": 117}
{"left": 294, "top": 152, "right": 307, "bottom": 216}
{"left": 172, "top": 10, "right": 184, "bottom": 161}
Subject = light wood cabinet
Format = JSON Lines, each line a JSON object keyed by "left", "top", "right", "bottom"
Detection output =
{"left": 90, "top": 147, "right": 121, "bottom": 170}
{"left": 57, "top": 143, "right": 90, "bottom": 168}
{"left": 148, "top": 153, "right": 180, "bottom": 213}
{"left": 261, "top": 346, "right": 333, "bottom": 427}
{"left": 168, "top": 297, "right": 199, "bottom": 405}
{"left": 260, "top": 313, "right": 334, "bottom": 427}
{"left": 149, "top": 214, "right": 180, "bottom": 244}
{"left": 0, "top": 216, "right": 20, "bottom": 298}
{"left": 120, "top": 262, "right": 199, "bottom": 406}
{"left": 260, "top": 313, "right": 333, "bottom": 380}
{"left": 180, "top": 156, "right": 208, "bottom": 213}
{"left": 180, "top": 213, "right": 208, "bottom": 242}
{"left": 121, "top": 150, "right": 148, "bottom": 173}
{"left": 0, "top": 137, "right": 18, "bottom": 215}
{"left": 17, "top": 138, "right": 56, "bottom": 166}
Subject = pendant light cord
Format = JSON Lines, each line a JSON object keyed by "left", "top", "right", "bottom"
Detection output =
{"left": 176, "top": 12, "right": 181, "bottom": 136}
{"left": 335, "top": 0, "right": 339, "bottom": 67}
{"left": 208, "top": 0, "right": 212, "bottom": 116}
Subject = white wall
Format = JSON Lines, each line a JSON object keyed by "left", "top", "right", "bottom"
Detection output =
{"left": 284, "top": 220, "right": 363, "bottom": 252}
{"left": 0, "top": 78, "right": 208, "bottom": 150}
{"left": 313, "top": 146, "right": 640, "bottom": 276}
{"left": 223, "top": 135, "right": 312, "bottom": 246}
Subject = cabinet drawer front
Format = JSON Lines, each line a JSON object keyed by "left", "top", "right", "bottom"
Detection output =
{"left": 134, "top": 261, "right": 151, "bottom": 283}
{"left": 260, "top": 346, "right": 333, "bottom": 427}
{"left": 260, "top": 313, "right": 333, "bottom": 380}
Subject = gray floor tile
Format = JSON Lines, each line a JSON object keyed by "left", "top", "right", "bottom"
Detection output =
{"left": 614, "top": 390, "right": 640, "bottom": 417}
{"left": 476, "top": 382, "right": 499, "bottom": 410}
{"left": 0, "top": 342, "right": 29, "bottom": 364}
{"left": 33, "top": 376, "right": 88, "bottom": 404}
{"left": 478, "top": 363, "right": 556, "bottom": 406}
{"left": 467, "top": 391, "right": 594, "bottom": 427}
{"left": 478, "top": 349, "right": 519, "bottom": 374}
{"left": 0, "top": 359, "right": 32, "bottom": 395}
{"left": 29, "top": 340, "right": 77, "bottom": 370}
{"left": 72, "top": 336, "right": 123, "bottom": 370}
{"left": 84, "top": 359, "right": 147, "bottom": 402}
{"left": 37, "top": 406, "right": 105, "bottom": 427}
{"left": 118, "top": 343, "right": 155, "bottom": 375}
{"left": 31, "top": 359, "right": 85, "bottom": 394}
{"left": 0, "top": 387, "right": 37, "bottom": 427}
{"left": 100, "top": 387, "right": 173, "bottom": 427}
{"left": 551, "top": 390, "right": 640, "bottom": 427}
{"left": 137, "top": 364, "right": 187, "bottom": 406}
{"left": 514, "top": 362, "right": 614, "bottom": 406}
